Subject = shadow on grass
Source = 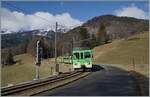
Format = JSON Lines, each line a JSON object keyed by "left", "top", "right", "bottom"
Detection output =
{"left": 2, "top": 60, "right": 19, "bottom": 68}
{"left": 15, "top": 59, "right": 23, "bottom": 65}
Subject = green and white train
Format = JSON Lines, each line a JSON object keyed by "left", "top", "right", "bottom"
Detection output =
{"left": 63, "top": 48, "right": 93, "bottom": 70}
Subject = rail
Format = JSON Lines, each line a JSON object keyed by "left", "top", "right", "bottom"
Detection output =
{"left": 1, "top": 71, "right": 90, "bottom": 96}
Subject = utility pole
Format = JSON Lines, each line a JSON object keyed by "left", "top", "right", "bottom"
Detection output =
{"left": 62, "top": 45, "right": 64, "bottom": 63}
{"left": 55, "top": 22, "right": 59, "bottom": 74}
{"left": 71, "top": 37, "right": 75, "bottom": 71}
{"left": 71, "top": 37, "right": 75, "bottom": 56}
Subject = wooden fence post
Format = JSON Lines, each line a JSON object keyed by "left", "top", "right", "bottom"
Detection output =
{"left": 51, "top": 67, "right": 53, "bottom": 75}
{"left": 132, "top": 57, "right": 135, "bottom": 71}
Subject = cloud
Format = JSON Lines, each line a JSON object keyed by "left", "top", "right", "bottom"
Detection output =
{"left": 1, "top": 8, "right": 83, "bottom": 32}
{"left": 114, "top": 4, "right": 148, "bottom": 19}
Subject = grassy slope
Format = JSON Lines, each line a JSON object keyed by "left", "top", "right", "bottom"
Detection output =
{"left": 93, "top": 32, "right": 149, "bottom": 76}
{"left": 1, "top": 32, "right": 149, "bottom": 86}
{"left": 1, "top": 54, "right": 53, "bottom": 87}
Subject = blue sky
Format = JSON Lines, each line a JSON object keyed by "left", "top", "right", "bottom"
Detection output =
{"left": 1, "top": 1, "right": 149, "bottom": 32}
{"left": 2, "top": 1, "right": 149, "bottom": 22}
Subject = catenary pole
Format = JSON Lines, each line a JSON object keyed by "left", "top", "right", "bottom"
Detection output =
{"left": 55, "top": 22, "right": 59, "bottom": 73}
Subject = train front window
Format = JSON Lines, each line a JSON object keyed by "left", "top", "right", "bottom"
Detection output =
{"left": 84, "top": 52, "right": 91, "bottom": 58}
{"left": 74, "top": 53, "right": 79, "bottom": 59}
{"left": 81, "top": 52, "right": 83, "bottom": 59}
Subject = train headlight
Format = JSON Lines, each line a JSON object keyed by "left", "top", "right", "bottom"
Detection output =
{"left": 87, "top": 62, "right": 91, "bottom": 65}
{"left": 86, "top": 62, "right": 89, "bottom": 65}
{"left": 75, "top": 63, "right": 79, "bottom": 65}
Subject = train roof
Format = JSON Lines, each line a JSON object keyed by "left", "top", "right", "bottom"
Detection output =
{"left": 73, "top": 48, "right": 92, "bottom": 52}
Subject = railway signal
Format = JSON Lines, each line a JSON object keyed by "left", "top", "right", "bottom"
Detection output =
{"left": 35, "top": 40, "right": 42, "bottom": 80}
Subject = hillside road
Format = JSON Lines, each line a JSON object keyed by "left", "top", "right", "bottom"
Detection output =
{"left": 36, "top": 64, "right": 147, "bottom": 96}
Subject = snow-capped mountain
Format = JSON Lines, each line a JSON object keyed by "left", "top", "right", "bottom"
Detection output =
{"left": 1, "top": 29, "right": 15, "bottom": 34}
{"left": 1, "top": 28, "right": 61, "bottom": 49}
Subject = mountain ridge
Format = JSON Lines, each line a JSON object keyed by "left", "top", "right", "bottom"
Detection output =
{"left": 70, "top": 15, "right": 148, "bottom": 39}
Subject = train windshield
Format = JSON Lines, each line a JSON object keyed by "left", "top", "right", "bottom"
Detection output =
{"left": 74, "top": 53, "right": 80, "bottom": 59}
{"left": 81, "top": 52, "right": 83, "bottom": 59}
{"left": 84, "top": 52, "right": 91, "bottom": 58}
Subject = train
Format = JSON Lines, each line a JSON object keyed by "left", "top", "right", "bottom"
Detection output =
{"left": 62, "top": 48, "right": 93, "bottom": 71}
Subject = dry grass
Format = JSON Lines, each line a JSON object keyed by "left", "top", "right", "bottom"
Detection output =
{"left": 1, "top": 54, "right": 72, "bottom": 87}
{"left": 93, "top": 32, "right": 149, "bottom": 76}
{"left": 1, "top": 54, "right": 54, "bottom": 87}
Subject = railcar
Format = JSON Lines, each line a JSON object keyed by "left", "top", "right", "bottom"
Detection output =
{"left": 63, "top": 48, "right": 93, "bottom": 70}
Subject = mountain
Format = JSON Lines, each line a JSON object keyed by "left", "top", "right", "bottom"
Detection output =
{"left": 1, "top": 28, "right": 64, "bottom": 64}
{"left": 84, "top": 15, "right": 148, "bottom": 38}
{"left": 1, "top": 29, "right": 56, "bottom": 49}
{"left": 2, "top": 15, "right": 148, "bottom": 49}
{"left": 67, "top": 15, "right": 148, "bottom": 40}
{"left": 2, "top": 14, "right": 148, "bottom": 50}
{"left": 59, "top": 15, "right": 148, "bottom": 52}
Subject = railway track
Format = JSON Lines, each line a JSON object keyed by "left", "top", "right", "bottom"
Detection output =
{"left": 1, "top": 71, "right": 90, "bottom": 96}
